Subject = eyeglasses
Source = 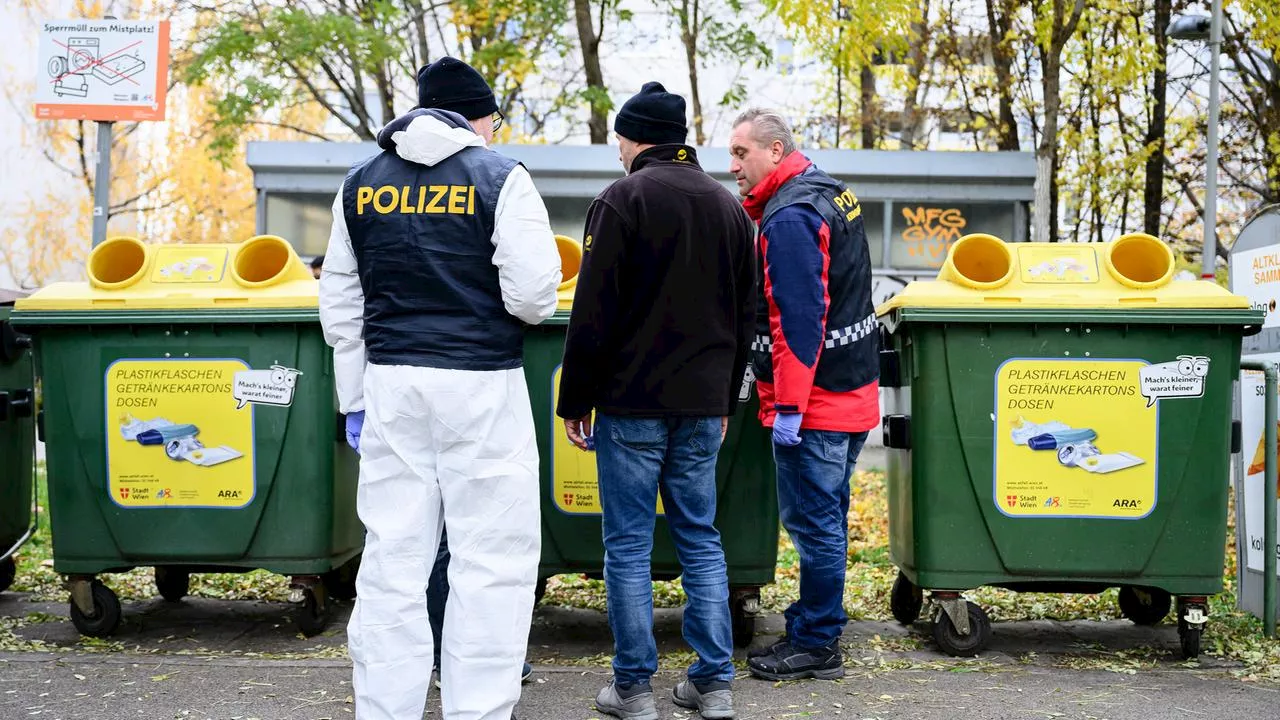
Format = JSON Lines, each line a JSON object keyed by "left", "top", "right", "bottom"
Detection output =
{"left": 493, "top": 111, "right": 504, "bottom": 131}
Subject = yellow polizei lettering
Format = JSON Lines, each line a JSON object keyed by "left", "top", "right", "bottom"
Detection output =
{"left": 426, "top": 185, "right": 448, "bottom": 214}
{"left": 373, "top": 186, "right": 397, "bottom": 214}
{"left": 449, "top": 185, "right": 467, "bottom": 214}
{"left": 361, "top": 184, "right": 478, "bottom": 215}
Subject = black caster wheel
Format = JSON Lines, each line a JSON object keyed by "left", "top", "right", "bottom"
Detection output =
{"left": 1118, "top": 586, "right": 1171, "bottom": 626}
{"left": 1176, "top": 599, "right": 1206, "bottom": 659}
{"left": 0, "top": 556, "right": 16, "bottom": 594}
{"left": 321, "top": 557, "right": 359, "bottom": 602}
{"left": 534, "top": 577, "right": 547, "bottom": 606}
{"left": 890, "top": 571, "right": 923, "bottom": 625}
{"left": 731, "top": 594, "right": 758, "bottom": 648}
{"left": 295, "top": 587, "right": 331, "bottom": 637}
{"left": 69, "top": 580, "right": 122, "bottom": 638}
{"left": 154, "top": 567, "right": 190, "bottom": 603}
{"left": 932, "top": 601, "right": 991, "bottom": 657}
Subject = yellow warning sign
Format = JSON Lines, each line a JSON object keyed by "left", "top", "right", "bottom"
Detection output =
{"left": 550, "top": 366, "right": 664, "bottom": 515}
{"left": 105, "top": 359, "right": 255, "bottom": 508}
{"left": 994, "top": 358, "right": 1157, "bottom": 519}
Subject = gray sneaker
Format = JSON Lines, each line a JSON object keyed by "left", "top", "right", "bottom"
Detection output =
{"left": 672, "top": 680, "right": 736, "bottom": 719}
{"left": 594, "top": 680, "right": 659, "bottom": 720}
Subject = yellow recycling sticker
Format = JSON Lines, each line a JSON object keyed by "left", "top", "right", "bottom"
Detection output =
{"left": 994, "top": 358, "right": 1158, "bottom": 519}
{"left": 550, "top": 365, "right": 664, "bottom": 516}
{"left": 106, "top": 359, "right": 255, "bottom": 508}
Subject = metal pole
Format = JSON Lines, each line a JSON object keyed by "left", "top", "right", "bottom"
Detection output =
{"left": 1200, "top": 0, "right": 1223, "bottom": 280}
{"left": 91, "top": 121, "right": 112, "bottom": 248}
{"left": 1243, "top": 360, "right": 1278, "bottom": 638}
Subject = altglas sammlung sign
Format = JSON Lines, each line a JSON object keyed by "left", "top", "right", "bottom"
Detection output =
{"left": 34, "top": 19, "right": 170, "bottom": 122}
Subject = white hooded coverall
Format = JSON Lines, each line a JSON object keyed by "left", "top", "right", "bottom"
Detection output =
{"left": 319, "top": 113, "right": 560, "bottom": 720}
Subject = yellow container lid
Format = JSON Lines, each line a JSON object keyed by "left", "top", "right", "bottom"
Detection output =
{"left": 15, "top": 235, "right": 318, "bottom": 312}
{"left": 877, "top": 233, "right": 1249, "bottom": 315}
{"left": 555, "top": 234, "right": 582, "bottom": 313}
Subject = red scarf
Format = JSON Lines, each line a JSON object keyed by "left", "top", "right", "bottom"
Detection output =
{"left": 742, "top": 152, "right": 813, "bottom": 222}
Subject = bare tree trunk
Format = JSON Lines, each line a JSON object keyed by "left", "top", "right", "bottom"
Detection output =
{"left": 574, "top": 0, "right": 609, "bottom": 144}
{"left": 899, "top": 0, "right": 931, "bottom": 150}
{"left": 985, "top": 0, "right": 1020, "bottom": 150}
{"left": 860, "top": 64, "right": 876, "bottom": 149}
{"left": 1033, "top": 0, "right": 1085, "bottom": 243}
{"left": 679, "top": 0, "right": 705, "bottom": 145}
{"left": 1143, "top": 0, "right": 1170, "bottom": 235}
{"left": 405, "top": 0, "right": 431, "bottom": 70}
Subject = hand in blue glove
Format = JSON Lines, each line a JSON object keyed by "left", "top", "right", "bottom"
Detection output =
{"left": 772, "top": 412, "right": 803, "bottom": 447}
{"left": 345, "top": 411, "right": 365, "bottom": 454}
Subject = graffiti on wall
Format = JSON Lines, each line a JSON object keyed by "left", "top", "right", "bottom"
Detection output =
{"left": 901, "top": 206, "right": 967, "bottom": 267}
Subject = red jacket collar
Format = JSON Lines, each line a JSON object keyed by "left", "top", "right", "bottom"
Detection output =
{"left": 743, "top": 152, "right": 812, "bottom": 222}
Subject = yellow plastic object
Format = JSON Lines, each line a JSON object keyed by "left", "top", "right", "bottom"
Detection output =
{"left": 16, "top": 235, "right": 318, "bottom": 312}
{"left": 877, "top": 233, "right": 1248, "bottom": 314}
{"left": 555, "top": 234, "right": 583, "bottom": 312}
{"left": 936, "top": 234, "right": 1014, "bottom": 290}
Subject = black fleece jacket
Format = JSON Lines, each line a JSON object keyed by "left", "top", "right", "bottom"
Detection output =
{"left": 556, "top": 145, "right": 757, "bottom": 419}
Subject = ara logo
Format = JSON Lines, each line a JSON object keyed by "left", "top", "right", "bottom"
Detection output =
{"left": 1113, "top": 498, "right": 1142, "bottom": 508}
{"left": 218, "top": 490, "right": 242, "bottom": 499}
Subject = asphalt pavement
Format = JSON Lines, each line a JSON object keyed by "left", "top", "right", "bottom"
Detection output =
{"left": 0, "top": 591, "right": 1274, "bottom": 720}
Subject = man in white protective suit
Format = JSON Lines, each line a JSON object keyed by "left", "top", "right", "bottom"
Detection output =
{"left": 318, "top": 56, "right": 561, "bottom": 720}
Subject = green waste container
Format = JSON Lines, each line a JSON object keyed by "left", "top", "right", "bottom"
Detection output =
{"left": 0, "top": 293, "right": 37, "bottom": 595}
{"left": 877, "top": 233, "right": 1263, "bottom": 659}
{"left": 528, "top": 236, "right": 778, "bottom": 647}
{"left": 11, "top": 236, "right": 362, "bottom": 638}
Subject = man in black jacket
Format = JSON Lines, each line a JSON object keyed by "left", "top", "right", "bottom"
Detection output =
{"left": 557, "top": 82, "right": 757, "bottom": 720}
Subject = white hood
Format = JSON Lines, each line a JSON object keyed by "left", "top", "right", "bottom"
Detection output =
{"left": 388, "top": 112, "right": 485, "bottom": 167}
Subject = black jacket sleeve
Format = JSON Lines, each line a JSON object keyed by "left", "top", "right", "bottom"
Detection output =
{"left": 556, "top": 197, "right": 629, "bottom": 419}
{"left": 727, "top": 214, "right": 759, "bottom": 414}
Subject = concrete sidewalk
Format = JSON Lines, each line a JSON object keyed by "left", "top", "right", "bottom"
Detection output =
{"left": 0, "top": 592, "right": 1275, "bottom": 719}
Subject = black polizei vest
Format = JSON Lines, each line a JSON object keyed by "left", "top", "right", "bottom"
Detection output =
{"left": 342, "top": 127, "right": 522, "bottom": 371}
{"left": 751, "top": 166, "right": 880, "bottom": 392}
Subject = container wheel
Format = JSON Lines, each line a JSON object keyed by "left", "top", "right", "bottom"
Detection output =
{"left": 890, "top": 570, "right": 923, "bottom": 625}
{"left": 321, "top": 558, "right": 359, "bottom": 602}
{"left": 1176, "top": 598, "right": 1206, "bottom": 660}
{"left": 295, "top": 587, "right": 331, "bottom": 638}
{"left": 1179, "top": 623, "right": 1202, "bottom": 659}
{"left": 1117, "top": 586, "right": 1171, "bottom": 626}
{"left": 534, "top": 577, "right": 547, "bottom": 606}
{"left": 731, "top": 597, "right": 756, "bottom": 649}
{"left": 931, "top": 601, "right": 991, "bottom": 657}
{"left": 69, "top": 581, "right": 122, "bottom": 638}
{"left": 0, "top": 556, "right": 15, "bottom": 594}
{"left": 154, "top": 567, "right": 189, "bottom": 603}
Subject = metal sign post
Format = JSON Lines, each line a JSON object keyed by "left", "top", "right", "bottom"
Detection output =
{"left": 92, "top": 121, "right": 112, "bottom": 248}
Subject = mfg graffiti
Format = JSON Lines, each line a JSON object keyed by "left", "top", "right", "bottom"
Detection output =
{"left": 902, "top": 206, "right": 967, "bottom": 267}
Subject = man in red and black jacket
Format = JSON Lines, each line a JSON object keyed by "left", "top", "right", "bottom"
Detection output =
{"left": 728, "top": 109, "right": 880, "bottom": 681}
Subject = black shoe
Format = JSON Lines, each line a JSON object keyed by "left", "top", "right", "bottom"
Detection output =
{"left": 746, "top": 641, "right": 844, "bottom": 681}
{"left": 747, "top": 637, "right": 788, "bottom": 659}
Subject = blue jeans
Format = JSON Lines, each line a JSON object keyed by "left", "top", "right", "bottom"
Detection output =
{"left": 774, "top": 429, "right": 868, "bottom": 650}
{"left": 596, "top": 414, "right": 734, "bottom": 688}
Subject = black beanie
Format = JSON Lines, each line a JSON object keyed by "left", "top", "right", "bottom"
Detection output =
{"left": 416, "top": 57, "right": 499, "bottom": 120}
{"left": 613, "top": 82, "right": 687, "bottom": 145}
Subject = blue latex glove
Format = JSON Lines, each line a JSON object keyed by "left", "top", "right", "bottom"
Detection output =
{"left": 345, "top": 411, "right": 365, "bottom": 453}
{"left": 773, "top": 412, "right": 803, "bottom": 447}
